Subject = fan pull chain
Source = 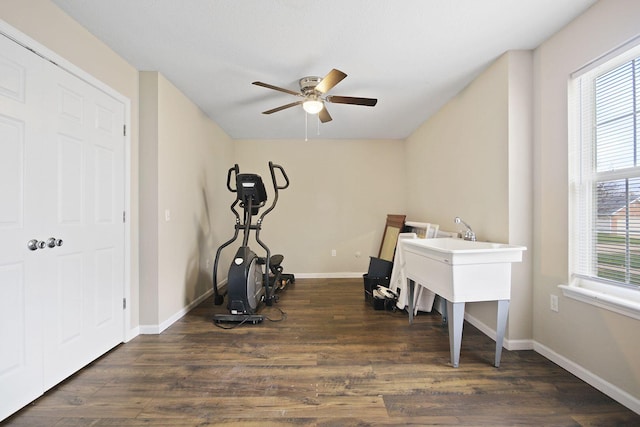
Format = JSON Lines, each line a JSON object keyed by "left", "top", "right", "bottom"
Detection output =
{"left": 303, "top": 112, "right": 321, "bottom": 141}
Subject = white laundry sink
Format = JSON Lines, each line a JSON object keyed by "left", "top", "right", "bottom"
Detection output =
{"left": 401, "top": 237, "right": 525, "bottom": 302}
{"left": 399, "top": 237, "right": 526, "bottom": 367}
{"left": 402, "top": 237, "right": 525, "bottom": 266}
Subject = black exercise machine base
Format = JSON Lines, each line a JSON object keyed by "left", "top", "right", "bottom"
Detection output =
{"left": 213, "top": 314, "right": 264, "bottom": 324}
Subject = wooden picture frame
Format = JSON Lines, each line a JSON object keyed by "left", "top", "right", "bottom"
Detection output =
{"left": 378, "top": 214, "right": 406, "bottom": 261}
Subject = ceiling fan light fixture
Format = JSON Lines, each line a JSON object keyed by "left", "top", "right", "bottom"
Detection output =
{"left": 254, "top": 69, "right": 377, "bottom": 124}
{"left": 302, "top": 99, "right": 323, "bottom": 114}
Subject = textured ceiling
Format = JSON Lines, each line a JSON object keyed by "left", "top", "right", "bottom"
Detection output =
{"left": 51, "top": 0, "right": 596, "bottom": 140}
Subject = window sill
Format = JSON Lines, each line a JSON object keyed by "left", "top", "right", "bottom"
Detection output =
{"left": 559, "top": 281, "right": 640, "bottom": 320}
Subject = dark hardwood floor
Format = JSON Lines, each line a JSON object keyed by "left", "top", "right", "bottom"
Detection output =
{"left": 4, "top": 278, "right": 639, "bottom": 426}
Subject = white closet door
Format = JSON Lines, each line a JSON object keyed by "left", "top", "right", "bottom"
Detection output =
{"left": 41, "top": 59, "right": 125, "bottom": 390}
{"left": 0, "top": 33, "right": 125, "bottom": 419}
{"left": 0, "top": 32, "right": 48, "bottom": 420}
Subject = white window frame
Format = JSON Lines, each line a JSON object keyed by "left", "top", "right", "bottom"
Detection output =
{"left": 563, "top": 36, "right": 640, "bottom": 320}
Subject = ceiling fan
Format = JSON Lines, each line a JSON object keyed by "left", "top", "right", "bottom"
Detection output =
{"left": 252, "top": 69, "right": 377, "bottom": 123}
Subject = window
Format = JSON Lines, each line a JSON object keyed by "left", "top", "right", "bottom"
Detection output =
{"left": 566, "top": 39, "right": 640, "bottom": 319}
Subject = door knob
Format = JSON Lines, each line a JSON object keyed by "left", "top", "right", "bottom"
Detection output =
{"left": 28, "top": 238, "right": 63, "bottom": 251}
{"left": 28, "top": 240, "right": 47, "bottom": 250}
{"left": 46, "top": 237, "right": 63, "bottom": 248}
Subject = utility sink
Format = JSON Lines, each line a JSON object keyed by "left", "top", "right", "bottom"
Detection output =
{"left": 402, "top": 237, "right": 525, "bottom": 266}
{"left": 399, "top": 237, "right": 526, "bottom": 367}
{"left": 401, "top": 238, "right": 526, "bottom": 303}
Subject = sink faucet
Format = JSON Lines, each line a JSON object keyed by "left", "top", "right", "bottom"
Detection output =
{"left": 454, "top": 217, "right": 476, "bottom": 241}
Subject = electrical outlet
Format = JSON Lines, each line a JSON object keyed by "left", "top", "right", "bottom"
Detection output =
{"left": 331, "top": 249, "right": 337, "bottom": 257}
{"left": 550, "top": 294, "right": 559, "bottom": 312}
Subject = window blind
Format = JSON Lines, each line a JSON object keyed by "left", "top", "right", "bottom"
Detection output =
{"left": 571, "top": 44, "right": 640, "bottom": 289}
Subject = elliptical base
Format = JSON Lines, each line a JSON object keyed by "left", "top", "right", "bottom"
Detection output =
{"left": 213, "top": 314, "right": 264, "bottom": 324}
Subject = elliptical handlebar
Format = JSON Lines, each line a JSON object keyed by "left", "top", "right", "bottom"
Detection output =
{"left": 259, "top": 162, "right": 289, "bottom": 222}
{"left": 226, "top": 164, "right": 240, "bottom": 193}
{"left": 269, "top": 161, "right": 289, "bottom": 190}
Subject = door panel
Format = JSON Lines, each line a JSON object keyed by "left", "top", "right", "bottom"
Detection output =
{"left": 95, "top": 248, "right": 116, "bottom": 326}
{"left": 0, "top": 51, "right": 26, "bottom": 102}
{"left": 0, "top": 263, "right": 26, "bottom": 374}
{"left": 42, "top": 59, "right": 125, "bottom": 390}
{"left": 0, "top": 33, "right": 46, "bottom": 420}
{"left": 0, "top": 116, "right": 23, "bottom": 226}
{"left": 58, "top": 253, "right": 84, "bottom": 344}
{"left": 0, "top": 32, "right": 126, "bottom": 418}
{"left": 57, "top": 134, "right": 84, "bottom": 224}
{"left": 95, "top": 147, "right": 115, "bottom": 222}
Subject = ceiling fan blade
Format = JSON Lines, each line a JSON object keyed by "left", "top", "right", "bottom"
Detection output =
{"left": 252, "top": 81, "right": 301, "bottom": 97}
{"left": 314, "top": 69, "right": 347, "bottom": 94}
{"left": 326, "top": 95, "right": 378, "bottom": 107}
{"left": 262, "top": 100, "right": 303, "bottom": 114}
{"left": 319, "top": 106, "right": 332, "bottom": 123}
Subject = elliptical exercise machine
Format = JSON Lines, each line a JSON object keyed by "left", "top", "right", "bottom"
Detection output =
{"left": 212, "top": 161, "right": 294, "bottom": 324}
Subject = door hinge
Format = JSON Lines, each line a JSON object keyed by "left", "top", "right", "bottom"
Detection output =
{"left": 123, "top": 298, "right": 127, "bottom": 310}
{"left": 123, "top": 211, "right": 126, "bottom": 223}
{"left": 123, "top": 124, "right": 127, "bottom": 136}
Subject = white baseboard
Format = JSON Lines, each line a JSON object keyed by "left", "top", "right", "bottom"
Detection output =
{"left": 503, "top": 338, "right": 535, "bottom": 351}
{"left": 463, "top": 312, "right": 639, "bottom": 414}
{"left": 136, "top": 274, "right": 363, "bottom": 334}
{"left": 293, "top": 272, "right": 364, "bottom": 279}
{"left": 125, "top": 326, "right": 139, "bottom": 342}
{"left": 534, "top": 342, "right": 640, "bottom": 415}
{"left": 459, "top": 313, "right": 638, "bottom": 413}
{"left": 139, "top": 283, "right": 222, "bottom": 335}
{"left": 463, "top": 312, "right": 535, "bottom": 351}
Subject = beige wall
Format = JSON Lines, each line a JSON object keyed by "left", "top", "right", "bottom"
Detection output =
{"left": 533, "top": 0, "right": 640, "bottom": 400}
{"left": 139, "top": 73, "right": 160, "bottom": 326}
{"left": 233, "top": 139, "right": 406, "bottom": 275}
{"left": 139, "top": 72, "right": 234, "bottom": 329}
{"left": 0, "top": 0, "right": 141, "bottom": 331}
{"left": 507, "top": 50, "right": 534, "bottom": 342}
{"left": 405, "top": 53, "right": 509, "bottom": 240}
{"left": 405, "top": 51, "right": 534, "bottom": 342}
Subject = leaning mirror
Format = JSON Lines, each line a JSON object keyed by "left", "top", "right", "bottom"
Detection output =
{"left": 378, "top": 214, "right": 406, "bottom": 262}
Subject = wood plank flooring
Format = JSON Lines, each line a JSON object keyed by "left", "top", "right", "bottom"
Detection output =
{"left": 4, "top": 278, "right": 639, "bottom": 426}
